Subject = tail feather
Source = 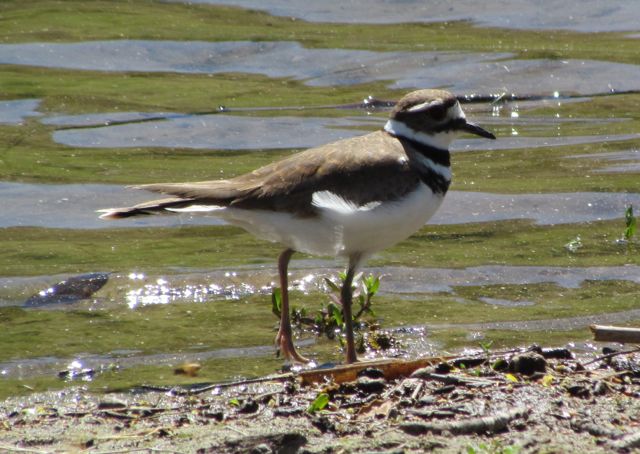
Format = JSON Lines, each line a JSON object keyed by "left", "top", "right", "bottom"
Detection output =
{"left": 133, "top": 181, "right": 247, "bottom": 201}
{"left": 100, "top": 180, "right": 253, "bottom": 220}
{"left": 98, "top": 197, "right": 194, "bottom": 220}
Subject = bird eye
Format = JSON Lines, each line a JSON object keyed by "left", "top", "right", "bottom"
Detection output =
{"left": 428, "top": 104, "right": 447, "bottom": 121}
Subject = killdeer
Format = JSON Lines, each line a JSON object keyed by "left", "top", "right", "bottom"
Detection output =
{"left": 99, "top": 89, "right": 495, "bottom": 364}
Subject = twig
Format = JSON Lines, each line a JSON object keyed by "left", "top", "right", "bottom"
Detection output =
{"left": 136, "top": 372, "right": 294, "bottom": 396}
{"left": 98, "top": 410, "right": 136, "bottom": 420}
{"left": 225, "top": 425, "right": 249, "bottom": 437}
{"left": 611, "top": 430, "right": 640, "bottom": 451}
{"left": 90, "top": 449, "right": 149, "bottom": 454}
{"left": 95, "top": 427, "right": 171, "bottom": 442}
{"left": 399, "top": 407, "right": 528, "bottom": 436}
{"left": 581, "top": 346, "right": 640, "bottom": 367}
{"left": 148, "top": 449, "right": 188, "bottom": 454}
{"left": 0, "top": 444, "right": 51, "bottom": 454}
{"left": 570, "top": 418, "right": 623, "bottom": 438}
{"left": 299, "top": 356, "right": 454, "bottom": 386}
{"left": 92, "top": 448, "right": 185, "bottom": 454}
{"left": 410, "top": 371, "right": 494, "bottom": 388}
{"left": 410, "top": 381, "right": 424, "bottom": 401}
{"left": 172, "top": 373, "right": 294, "bottom": 395}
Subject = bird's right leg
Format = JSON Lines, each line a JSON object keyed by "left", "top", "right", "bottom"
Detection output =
{"left": 275, "top": 248, "right": 310, "bottom": 363}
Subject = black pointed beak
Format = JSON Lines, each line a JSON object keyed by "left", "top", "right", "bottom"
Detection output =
{"left": 462, "top": 121, "right": 496, "bottom": 139}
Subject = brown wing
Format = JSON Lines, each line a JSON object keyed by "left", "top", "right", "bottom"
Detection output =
{"left": 107, "top": 131, "right": 419, "bottom": 218}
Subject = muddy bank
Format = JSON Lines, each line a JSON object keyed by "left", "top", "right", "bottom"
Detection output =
{"left": 1, "top": 345, "right": 639, "bottom": 453}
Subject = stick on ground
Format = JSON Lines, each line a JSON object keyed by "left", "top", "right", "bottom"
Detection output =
{"left": 590, "top": 324, "right": 640, "bottom": 344}
{"left": 399, "top": 407, "right": 529, "bottom": 436}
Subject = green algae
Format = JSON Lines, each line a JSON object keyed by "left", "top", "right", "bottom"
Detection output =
{"left": 375, "top": 219, "right": 639, "bottom": 269}
{"left": 0, "top": 298, "right": 278, "bottom": 363}
{"left": 429, "top": 327, "right": 592, "bottom": 353}
{"left": 1, "top": 1, "right": 639, "bottom": 65}
{"left": 453, "top": 140, "right": 640, "bottom": 194}
{"left": 0, "top": 64, "right": 401, "bottom": 115}
{"left": 1, "top": 218, "right": 638, "bottom": 278}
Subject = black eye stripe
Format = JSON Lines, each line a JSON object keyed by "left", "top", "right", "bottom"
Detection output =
{"left": 428, "top": 105, "right": 447, "bottom": 120}
{"left": 429, "top": 117, "right": 466, "bottom": 133}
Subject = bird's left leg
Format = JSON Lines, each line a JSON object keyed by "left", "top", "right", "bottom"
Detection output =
{"left": 341, "top": 256, "right": 360, "bottom": 364}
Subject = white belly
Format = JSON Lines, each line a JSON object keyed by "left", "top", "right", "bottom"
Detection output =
{"left": 212, "top": 183, "right": 444, "bottom": 258}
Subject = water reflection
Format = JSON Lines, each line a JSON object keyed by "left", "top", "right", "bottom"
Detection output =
{"left": 122, "top": 263, "right": 640, "bottom": 307}
{"left": 124, "top": 275, "right": 265, "bottom": 309}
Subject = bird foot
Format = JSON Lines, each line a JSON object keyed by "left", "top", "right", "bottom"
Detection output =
{"left": 275, "top": 330, "right": 310, "bottom": 364}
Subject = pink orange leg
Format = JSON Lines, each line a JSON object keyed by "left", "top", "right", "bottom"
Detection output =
{"left": 275, "top": 249, "right": 310, "bottom": 363}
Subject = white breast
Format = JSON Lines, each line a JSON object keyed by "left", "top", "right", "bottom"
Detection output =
{"left": 211, "top": 182, "right": 444, "bottom": 259}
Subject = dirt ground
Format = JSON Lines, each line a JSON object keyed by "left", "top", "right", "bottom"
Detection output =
{"left": 1, "top": 345, "right": 640, "bottom": 454}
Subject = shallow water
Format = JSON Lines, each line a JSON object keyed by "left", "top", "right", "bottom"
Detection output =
{"left": 1, "top": 263, "right": 639, "bottom": 379}
{"left": 51, "top": 113, "right": 378, "bottom": 150}
{"left": 4, "top": 182, "right": 639, "bottom": 229}
{"left": 0, "top": 99, "right": 41, "bottom": 125}
{"left": 4, "top": 264, "right": 640, "bottom": 307}
{"left": 173, "top": 0, "right": 640, "bottom": 32}
{"left": 2, "top": 41, "right": 640, "bottom": 95}
{"left": 48, "top": 109, "right": 640, "bottom": 151}
{"left": 1, "top": 0, "right": 639, "bottom": 394}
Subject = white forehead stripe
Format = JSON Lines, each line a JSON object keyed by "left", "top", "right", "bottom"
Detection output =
{"left": 406, "top": 100, "right": 466, "bottom": 120}
{"left": 407, "top": 100, "right": 439, "bottom": 113}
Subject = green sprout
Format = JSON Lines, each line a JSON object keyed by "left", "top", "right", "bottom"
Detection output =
{"left": 564, "top": 235, "right": 582, "bottom": 253}
{"left": 624, "top": 205, "right": 637, "bottom": 241}
{"left": 479, "top": 340, "right": 494, "bottom": 355}
{"left": 307, "top": 392, "right": 330, "bottom": 414}
{"left": 271, "top": 273, "right": 395, "bottom": 355}
{"left": 271, "top": 287, "right": 282, "bottom": 318}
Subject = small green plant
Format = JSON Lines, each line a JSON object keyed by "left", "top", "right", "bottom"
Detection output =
{"left": 272, "top": 273, "right": 395, "bottom": 355}
{"left": 320, "top": 273, "right": 382, "bottom": 344}
{"left": 307, "top": 392, "right": 330, "bottom": 414}
{"left": 271, "top": 287, "right": 282, "bottom": 318}
{"left": 624, "top": 205, "right": 637, "bottom": 241}
{"left": 479, "top": 339, "right": 494, "bottom": 355}
{"left": 564, "top": 235, "right": 582, "bottom": 253}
